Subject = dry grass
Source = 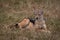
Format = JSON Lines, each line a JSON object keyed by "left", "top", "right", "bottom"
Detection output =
{"left": 0, "top": 0, "right": 60, "bottom": 40}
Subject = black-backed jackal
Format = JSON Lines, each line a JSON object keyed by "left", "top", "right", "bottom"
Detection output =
{"left": 15, "top": 9, "right": 50, "bottom": 33}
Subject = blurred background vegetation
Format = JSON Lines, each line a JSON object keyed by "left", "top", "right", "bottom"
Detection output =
{"left": 0, "top": 0, "right": 60, "bottom": 40}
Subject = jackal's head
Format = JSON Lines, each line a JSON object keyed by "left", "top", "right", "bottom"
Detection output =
{"left": 34, "top": 9, "right": 43, "bottom": 20}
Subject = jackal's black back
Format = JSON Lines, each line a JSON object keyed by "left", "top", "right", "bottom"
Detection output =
{"left": 29, "top": 18, "right": 36, "bottom": 24}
